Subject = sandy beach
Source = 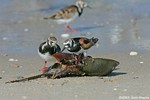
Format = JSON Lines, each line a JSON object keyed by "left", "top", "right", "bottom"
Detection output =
{"left": 0, "top": 52, "right": 150, "bottom": 100}
{"left": 0, "top": 0, "right": 150, "bottom": 100}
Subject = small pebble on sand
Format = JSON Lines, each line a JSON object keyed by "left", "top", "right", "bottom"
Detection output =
{"left": 24, "top": 28, "right": 29, "bottom": 32}
{"left": 17, "top": 76, "right": 24, "bottom": 80}
{"left": 123, "top": 89, "right": 127, "bottom": 91}
{"left": 2, "top": 70, "right": 5, "bottom": 73}
{"left": 0, "top": 77, "right": 2, "bottom": 79}
{"left": 140, "top": 61, "right": 144, "bottom": 64}
{"left": 2, "top": 37, "right": 8, "bottom": 41}
{"left": 113, "top": 88, "right": 117, "bottom": 91}
{"left": 129, "top": 51, "right": 138, "bottom": 56}
{"left": 10, "top": 64, "right": 21, "bottom": 68}
{"left": 75, "top": 95, "right": 78, "bottom": 98}
{"left": 8, "top": 58, "right": 18, "bottom": 62}
{"left": 22, "top": 96, "right": 27, "bottom": 99}
{"left": 133, "top": 77, "right": 139, "bottom": 79}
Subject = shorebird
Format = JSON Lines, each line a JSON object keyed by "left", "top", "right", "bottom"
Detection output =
{"left": 44, "top": 0, "right": 90, "bottom": 33}
{"left": 61, "top": 37, "right": 99, "bottom": 56}
{"left": 38, "top": 36, "right": 61, "bottom": 73}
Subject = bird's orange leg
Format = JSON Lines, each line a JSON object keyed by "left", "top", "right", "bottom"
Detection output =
{"left": 65, "top": 25, "right": 77, "bottom": 33}
{"left": 40, "top": 61, "right": 47, "bottom": 73}
{"left": 65, "top": 25, "right": 69, "bottom": 33}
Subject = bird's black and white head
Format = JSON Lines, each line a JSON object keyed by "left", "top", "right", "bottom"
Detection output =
{"left": 91, "top": 37, "right": 99, "bottom": 44}
{"left": 47, "top": 36, "right": 57, "bottom": 47}
{"left": 75, "top": 0, "right": 88, "bottom": 9}
{"left": 62, "top": 39, "right": 74, "bottom": 51}
{"left": 75, "top": 0, "right": 90, "bottom": 16}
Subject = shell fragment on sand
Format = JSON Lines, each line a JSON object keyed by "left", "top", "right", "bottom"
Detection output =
{"left": 8, "top": 58, "right": 18, "bottom": 62}
{"left": 140, "top": 61, "right": 144, "bottom": 64}
{"left": 129, "top": 51, "right": 138, "bottom": 56}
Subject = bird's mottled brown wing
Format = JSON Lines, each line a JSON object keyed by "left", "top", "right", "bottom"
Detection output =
{"left": 45, "top": 5, "right": 78, "bottom": 19}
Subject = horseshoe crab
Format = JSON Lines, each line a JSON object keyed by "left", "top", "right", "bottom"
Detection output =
{"left": 5, "top": 53, "right": 120, "bottom": 83}
{"left": 49, "top": 53, "right": 120, "bottom": 78}
{"left": 80, "top": 57, "right": 119, "bottom": 76}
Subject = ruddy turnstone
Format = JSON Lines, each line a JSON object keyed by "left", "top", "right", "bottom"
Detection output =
{"left": 44, "top": 0, "right": 90, "bottom": 33}
{"left": 62, "top": 37, "right": 99, "bottom": 56}
{"left": 38, "top": 36, "right": 61, "bottom": 73}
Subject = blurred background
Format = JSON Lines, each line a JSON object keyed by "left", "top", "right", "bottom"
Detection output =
{"left": 0, "top": 0, "right": 150, "bottom": 56}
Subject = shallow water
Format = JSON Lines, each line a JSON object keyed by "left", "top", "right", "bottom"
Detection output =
{"left": 0, "top": 0, "right": 150, "bottom": 55}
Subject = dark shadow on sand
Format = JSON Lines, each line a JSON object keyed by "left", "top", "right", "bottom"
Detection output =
{"left": 52, "top": 72, "right": 127, "bottom": 79}
{"left": 107, "top": 72, "right": 127, "bottom": 77}
{"left": 75, "top": 25, "right": 103, "bottom": 32}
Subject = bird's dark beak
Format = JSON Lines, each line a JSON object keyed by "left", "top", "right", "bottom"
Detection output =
{"left": 61, "top": 47, "right": 65, "bottom": 52}
{"left": 91, "top": 37, "right": 99, "bottom": 44}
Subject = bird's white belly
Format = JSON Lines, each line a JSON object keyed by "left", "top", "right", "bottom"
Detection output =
{"left": 38, "top": 50, "right": 52, "bottom": 61}
{"left": 55, "top": 13, "right": 78, "bottom": 24}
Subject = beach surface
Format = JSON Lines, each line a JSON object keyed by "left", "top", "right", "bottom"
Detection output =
{"left": 0, "top": 0, "right": 150, "bottom": 100}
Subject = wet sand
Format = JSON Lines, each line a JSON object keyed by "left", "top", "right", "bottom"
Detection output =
{"left": 0, "top": 0, "right": 150, "bottom": 100}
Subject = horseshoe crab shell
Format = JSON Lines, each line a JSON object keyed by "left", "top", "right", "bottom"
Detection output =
{"left": 81, "top": 58, "right": 120, "bottom": 76}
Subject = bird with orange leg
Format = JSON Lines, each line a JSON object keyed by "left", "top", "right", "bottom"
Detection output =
{"left": 38, "top": 36, "right": 61, "bottom": 73}
{"left": 44, "top": 0, "right": 91, "bottom": 33}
